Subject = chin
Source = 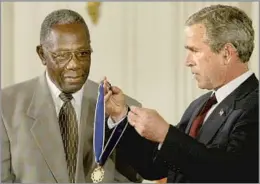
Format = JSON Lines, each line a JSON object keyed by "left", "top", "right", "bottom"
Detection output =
{"left": 198, "top": 85, "right": 214, "bottom": 90}
{"left": 197, "top": 82, "right": 208, "bottom": 90}
{"left": 62, "top": 84, "right": 84, "bottom": 94}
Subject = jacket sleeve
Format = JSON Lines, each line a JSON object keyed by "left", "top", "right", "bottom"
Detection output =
{"left": 112, "top": 97, "right": 202, "bottom": 181}
{"left": 1, "top": 115, "right": 16, "bottom": 183}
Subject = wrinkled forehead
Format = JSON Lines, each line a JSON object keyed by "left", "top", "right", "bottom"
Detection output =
{"left": 46, "top": 23, "right": 91, "bottom": 51}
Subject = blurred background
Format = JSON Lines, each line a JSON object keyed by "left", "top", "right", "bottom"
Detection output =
{"left": 1, "top": 2, "right": 259, "bottom": 182}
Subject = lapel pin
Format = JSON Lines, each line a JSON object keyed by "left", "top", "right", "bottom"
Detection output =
{"left": 219, "top": 109, "right": 224, "bottom": 116}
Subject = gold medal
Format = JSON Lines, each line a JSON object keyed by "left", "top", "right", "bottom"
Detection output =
{"left": 91, "top": 165, "right": 105, "bottom": 183}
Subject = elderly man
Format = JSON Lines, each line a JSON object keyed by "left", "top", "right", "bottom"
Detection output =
{"left": 105, "top": 4, "right": 259, "bottom": 183}
{"left": 1, "top": 9, "right": 142, "bottom": 183}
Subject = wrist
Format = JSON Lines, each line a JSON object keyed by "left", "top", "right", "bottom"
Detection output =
{"left": 159, "top": 123, "right": 170, "bottom": 143}
{"left": 111, "top": 105, "right": 128, "bottom": 122}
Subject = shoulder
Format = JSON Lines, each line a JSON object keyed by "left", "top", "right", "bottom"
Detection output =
{"left": 1, "top": 77, "right": 39, "bottom": 109}
{"left": 2, "top": 77, "right": 39, "bottom": 98}
{"left": 236, "top": 87, "right": 258, "bottom": 116}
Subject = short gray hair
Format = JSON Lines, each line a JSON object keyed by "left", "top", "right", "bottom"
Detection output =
{"left": 185, "top": 4, "right": 254, "bottom": 63}
{"left": 40, "top": 9, "right": 89, "bottom": 45}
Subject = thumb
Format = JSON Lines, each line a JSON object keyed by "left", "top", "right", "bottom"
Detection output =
{"left": 110, "top": 86, "right": 122, "bottom": 94}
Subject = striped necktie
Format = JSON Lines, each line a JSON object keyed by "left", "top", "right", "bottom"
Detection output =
{"left": 58, "top": 92, "right": 78, "bottom": 183}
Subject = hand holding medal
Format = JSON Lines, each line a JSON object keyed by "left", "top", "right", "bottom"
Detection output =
{"left": 91, "top": 78, "right": 129, "bottom": 183}
{"left": 103, "top": 78, "right": 128, "bottom": 122}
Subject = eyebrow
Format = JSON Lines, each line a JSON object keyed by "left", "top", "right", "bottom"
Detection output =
{"left": 54, "top": 47, "right": 92, "bottom": 52}
{"left": 184, "top": 45, "right": 199, "bottom": 51}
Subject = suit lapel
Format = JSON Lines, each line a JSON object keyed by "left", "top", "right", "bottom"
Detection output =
{"left": 197, "top": 103, "right": 232, "bottom": 145}
{"left": 27, "top": 74, "right": 69, "bottom": 183}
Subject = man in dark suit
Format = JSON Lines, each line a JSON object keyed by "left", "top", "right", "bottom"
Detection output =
{"left": 104, "top": 4, "right": 259, "bottom": 183}
{"left": 1, "top": 9, "right": 142, "bottom": 183}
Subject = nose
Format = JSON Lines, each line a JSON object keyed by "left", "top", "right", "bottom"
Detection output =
{"left": 66, "top": 53, "right": 80, "bottom": 69}
{"left": 185, "top": 52, "right": 194, "bottom": 67}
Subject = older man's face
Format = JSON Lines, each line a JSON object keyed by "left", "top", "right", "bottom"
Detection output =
{"left": 39, "top": 23, "right": 92, "bottom": 93}
{"left": 184, "top": 24, "right": 227, "bottom": 90}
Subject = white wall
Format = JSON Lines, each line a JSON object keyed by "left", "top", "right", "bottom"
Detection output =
{"left": 2, "top": 2, "right": 258, "bottom": 127}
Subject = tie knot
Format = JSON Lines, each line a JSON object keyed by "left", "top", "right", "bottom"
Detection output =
{"left": 205, "top": 93, "right": 218, "bottom": 111}
{"left": 201, "top": 93, "right": 217, "bottom": 114}
{"left": 59, "top": 92, "right": 73, "bottom": 102}
{"left": 208, "top": 93, "right": 217, "bottom": 105}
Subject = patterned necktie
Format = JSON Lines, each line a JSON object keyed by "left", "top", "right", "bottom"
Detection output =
{"left": 58, "top": 92, "right": 78, "bottom": 183}
{"left": 189, "top": 94, "right": 217, "bottom": 138}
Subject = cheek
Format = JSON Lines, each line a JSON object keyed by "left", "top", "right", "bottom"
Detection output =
{"left": 47, "top": 61, "right": 64, "bottom": 80}
{"left": 196, "top": 54, "right": 214, "bottom": 80}
{"left": 204, "top": 56, "right": 222, "bottom": 79}
{"left": 194, "top": 52, "right": 207, "bottom": 71}
{"left": 81, "top": 61, "right": 91, "bottom": 72}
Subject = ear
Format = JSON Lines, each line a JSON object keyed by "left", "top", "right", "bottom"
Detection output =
{"left": 222, "top": 43, "right": 236, "bottom": 65}
{"left": 36, "top": 45, "right": 47, "bottom": 65}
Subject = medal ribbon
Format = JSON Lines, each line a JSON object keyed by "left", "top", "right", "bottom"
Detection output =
{"left": 93, "top": 82, "right": 128, "bottom": 166}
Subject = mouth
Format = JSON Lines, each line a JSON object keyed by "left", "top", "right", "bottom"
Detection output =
{"left": 64, "top": 75, "right": 85, "bottom": 83}
{"left": 192, "top": 72, "right": 199, "bottom": 80}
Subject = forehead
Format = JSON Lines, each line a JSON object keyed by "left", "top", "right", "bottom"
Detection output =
{"left": 185, "top": 24, "right": 207, "bottom": 40}
{"left": 47, "top": 23, "right": 90, "bottom": 50}
{"left": 184, "top": 24, "right": 208, "bottom": 47}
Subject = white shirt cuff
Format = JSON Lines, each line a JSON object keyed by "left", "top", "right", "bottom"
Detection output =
{"left": 158, "top": 143, "right": 163, "bottom": 150}
{"left": 107, "top": 116, "right": 127, "bottom": 129}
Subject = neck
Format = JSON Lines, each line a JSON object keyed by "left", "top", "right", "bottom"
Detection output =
{"left": 215, "top": 61, "right": 249, "bottom": 90}
{"left": 227, "top": 62, "right": 249, "bottom": 82}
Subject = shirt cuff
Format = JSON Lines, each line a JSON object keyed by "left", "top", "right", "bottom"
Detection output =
{"left": 158, "top": 143, "right": 163, "bottom": 150}
{"left": 107, "top": 116, "right": 127, "bottom": 129}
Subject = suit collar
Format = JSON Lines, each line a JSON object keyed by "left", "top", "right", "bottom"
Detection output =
{"left": 214, "top": 70, "right": 254, "bottom": 104}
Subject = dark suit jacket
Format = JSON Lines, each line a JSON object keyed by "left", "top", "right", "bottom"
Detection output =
{"left": 116, "top": 74, "right": 259, "bottom": 183}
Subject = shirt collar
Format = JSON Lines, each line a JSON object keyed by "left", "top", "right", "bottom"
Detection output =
{"left": 213, "top": 70, "right": 253, "bottom": 103}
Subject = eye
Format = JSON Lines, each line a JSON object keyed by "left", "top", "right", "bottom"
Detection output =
{"left": 52, "top": 52, "right": 71, "bottom": 60}
{"left": 77, "top": 50, "right": 92, "bottom": 57}
{"left": 191, "top": 48, "right": 199, "bottom": 53}
{"left": 79, "top": 50, "right": 91, "bottom": 56}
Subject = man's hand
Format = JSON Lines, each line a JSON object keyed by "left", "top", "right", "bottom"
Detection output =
{"left": 127, "top": 106, "right": 170, "bottom": 143}
{"left": 103, "top": 77, "right": 128, "bottom": 122}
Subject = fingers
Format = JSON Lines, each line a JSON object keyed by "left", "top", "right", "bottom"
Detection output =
{"left": 127, "top": 111, "right": 139, "bottom": 127}
{"left": 129, "top": 106, "right": 144, "bottom": 116}
{"left": 104, "top": 90, "right": 112, "bottom": 102}
{"left": 128, "top": 111, "right": 146, "bottom": 138}
{"left": 102, "top": 77, "right": 122, "bottom": 95}
{"left": 102, "top": 76, "right": 112, "bottom": 94}
{"left": 109, "top": 86, "right": 121, "bottom": 94}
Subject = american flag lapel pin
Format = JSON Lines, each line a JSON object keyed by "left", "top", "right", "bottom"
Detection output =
{"left": 219, "top": 109, "right": 224, "bottom": 116}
